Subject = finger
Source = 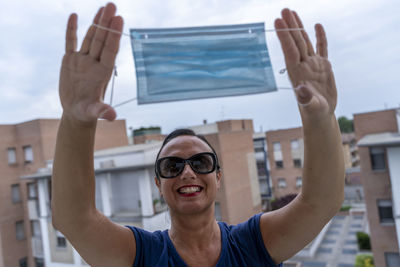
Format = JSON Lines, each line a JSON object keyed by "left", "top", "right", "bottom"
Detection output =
{"left": 100, "top": 107, "right": 117, "bottom": 121}
{"left": 89, "top": 3, "right": 116, "bottom": 60}
{"left": 315, "top": 24, "right": 328, "bottom": 58}
{"left": 88, "top": 102, "right": 117, "bottom": 121}
{"left": 100, "top": 16, "right": 123, "bottom": 67}
{"left": 275, "top": 18, "right": 300, "bottom": 65}
{"left": 65, "top": 14, "right": 77, "bottom": 54}
{"left": 281, "top": 9, "right": 308, "bottom": 61}
{"left": 293, "top": 11, "right": 315, "bottom": 56}
{"left": 80, "top": 7, "right": 104, "bottom": 54}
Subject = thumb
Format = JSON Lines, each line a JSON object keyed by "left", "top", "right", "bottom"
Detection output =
{"left": 294, "top": 85, "right": 313, "bottom": 107}
{"left": 87, "top": 102, "right": 117, "bottom": 121}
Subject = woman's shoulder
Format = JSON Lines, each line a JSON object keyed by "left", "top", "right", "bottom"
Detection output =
{"left": 126, "top": 225, "right": 167, "bottom": 244}
{"left": 218, "top": 213, "right": 263, "bottom": 234}
{"left": 217, "top": 213, "right": 281, "bottom": 266}
{"left": 125, "top": 226, "right": 174, "bottom": 267}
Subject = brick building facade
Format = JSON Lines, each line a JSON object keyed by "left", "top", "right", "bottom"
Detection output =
{"left": 354, "top": 108, "right": 400, "bottom": 267}
{"left": 266, "top": 127, "right": 304, "bottom": 199}
{"left": 0, "top": 119, "right": 128, "bottom": 267}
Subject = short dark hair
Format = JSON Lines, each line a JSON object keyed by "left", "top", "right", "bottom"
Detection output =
{"left": 155, "top": 128, "right": 220, "bottom": 180}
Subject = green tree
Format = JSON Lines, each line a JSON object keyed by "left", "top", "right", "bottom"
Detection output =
{"left": 338, "top": 116, "right": 354, "bottom": 133}
{"left": 356, "top": 232, "right": 371, "bottom": 250}
{"left": 355, "top": 254, "right": 374, "bottom": 267}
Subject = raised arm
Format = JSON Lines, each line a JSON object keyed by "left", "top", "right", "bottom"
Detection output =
{"left": 51, "top": 3, "right": 135, "bottom": 266}
{"left": 260, "top": 9, "right": 345, "bottom": 264}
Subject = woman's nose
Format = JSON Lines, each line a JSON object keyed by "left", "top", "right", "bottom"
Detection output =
{"left": 180, "top": 162, "right": 196, "bottom": 179}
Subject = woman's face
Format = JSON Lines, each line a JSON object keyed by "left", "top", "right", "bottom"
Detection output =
{"left": 155, "top": 135, "right": 221, "bottom": 216}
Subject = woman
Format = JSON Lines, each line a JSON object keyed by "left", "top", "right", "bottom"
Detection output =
{"left": 52, "top": 2, "right": 344, "bottom": 267}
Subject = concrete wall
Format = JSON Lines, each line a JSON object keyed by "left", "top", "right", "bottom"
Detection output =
{"left": 387, "top": 147, "right": 400, "bottom": 253}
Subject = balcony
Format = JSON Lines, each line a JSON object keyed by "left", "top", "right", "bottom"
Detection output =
{"left": 28, "top": 199, "right": 39, "bottom": 220}
{"left": 31, "top": 236, "right": 44, "bottom": 258}
{"left": 255, "top": 151, "right": 266, "bottom": 161}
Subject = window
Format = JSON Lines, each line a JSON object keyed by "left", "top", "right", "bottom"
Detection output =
{"left": 19, "top": 258, "right": 27, "bottom": 267}
{"left": 7, "top": 147, "right": 17, "bottom": 164}
{"left": 370, "top": 147, "right": 386, "bottom": 170}
{"left": 296, "top": 177, "right": 302, "bottom": 187}
{"left": 278, "top": 178, "right": 286, "bottom": 188}
{"left": 253, "top": 139, "right": 265, "bottom": 149}
{"left": 273, "top": 142, "right": 281, "bottom": 151}
{"left": 293, "top": 159, "right": 302, "bottom": 168}
{"left": 28, "top": 182, "right": 38, "bottom": 200}
{"left": 48, "top": 180, "right": 52, "bottom": 201}
{"left": 35, "top": 258, "right": 45, "bottom": 267}
{"left": 56, "top": 230, "right": 67, "bottom": 248}
{"left": 291, "top": 139, "right": 300, "bottom": 150}
{"left": 31, "top": 220, "right": 41, "bottom": 237}
{"left": 377, "top": 199, "right": 394, "bottom": 224}
{"left": 256, "top": 162, "right": 267, "bottom": 177}
{"left": 215, "top": 202, "right": 222, "bottom": 221}
{"left": 254, "top": 146, "right": 264, "bottom": 153}
{"left": 11, "top": 184, "right": 21, "bottom": 203}
{"left": 385, "top": 252, "right": 400, "bottom": 267}
{"left": 275, "top": 160, "right": 283, "bottom": 169}
{"left": 16, "top": 221, "right": 25, "bottom": 240}
{"left": 23, "top": 145, "right": 33, "bottom": 163}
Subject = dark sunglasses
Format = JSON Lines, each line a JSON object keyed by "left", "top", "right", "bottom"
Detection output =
{"left": 156, "top": 152, "right": 218, "bottom": 179}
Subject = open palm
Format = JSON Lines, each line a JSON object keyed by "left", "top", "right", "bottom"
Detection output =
{"left": 59, "top": 4, "right": 123, "bottom": 123}
{"left": 275, "top": 9, "right": 337, "bottom": 121}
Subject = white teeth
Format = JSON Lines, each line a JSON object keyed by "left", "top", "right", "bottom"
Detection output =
{"left": 179, "top": 186, "right": 201, "bottom": 194}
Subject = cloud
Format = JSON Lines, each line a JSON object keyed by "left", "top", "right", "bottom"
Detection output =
{"left": 1, "top": 0, "right": 399, "bottom": 132}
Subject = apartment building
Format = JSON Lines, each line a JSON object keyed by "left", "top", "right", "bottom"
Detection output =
{"left": 342, "top": 132, "right": 360, "bottom": 168}
{"left": 190, "top": 119, "right": 263, "bottom": 223}
{"left": 266, "top": 127, "right": 304, "bottom": 199}
{"left": 354, "top": 108, "right": 400, "bottom": 267}
{"left": 20, "top": 119, "right": 262, "bottom": 266}
{"left": 131, "top": 127, "right": 165, "bottom": 144}
{"left": 265, "top": 125, "right": 362, "bottom": 200}
{"left": 253, "top": 132, "right": 272, "bottom": 209}
{"left": 22, "top": 142, "right": 168, "bottom": 267}
{"left": 0, "top": 119, "right": 128, "bottom": 267}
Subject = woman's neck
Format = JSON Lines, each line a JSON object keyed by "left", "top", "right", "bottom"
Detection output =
{"left": 168, "top": 209, "right": 220, "bottom": 250}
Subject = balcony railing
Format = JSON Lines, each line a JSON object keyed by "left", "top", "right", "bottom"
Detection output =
{"left": 28, "top": 199, "right": 39, "bottom": 220}
{"left": 32, "top": 236, "right": 44, "bottom": 258}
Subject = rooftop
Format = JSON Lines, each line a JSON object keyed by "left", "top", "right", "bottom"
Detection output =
{"left": 357, "top": 132, "right": 400, "bottom": 147}
{"left": 94, "top": 141, "right": 162, "bottom": 157}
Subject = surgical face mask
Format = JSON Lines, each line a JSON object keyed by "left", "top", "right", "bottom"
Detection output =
{"left": 130, "top": 22, "right": 277, "bottom": 104}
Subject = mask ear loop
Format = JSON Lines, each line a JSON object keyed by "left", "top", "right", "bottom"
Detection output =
{"left": 92, "top": 24, "right": 302, "bottom": 108}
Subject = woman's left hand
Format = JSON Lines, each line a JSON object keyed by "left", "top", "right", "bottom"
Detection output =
{"left": 275, "top": 9, "right": 337, "bottom": 122}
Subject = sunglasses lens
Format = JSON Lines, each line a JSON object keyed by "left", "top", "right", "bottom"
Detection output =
{"left": 157, "top": 153, "right": 216, "bottom": 178}
{"left": 190, "top": 153, "right": 215, "bottom": 173}
{"left": 158, "top": 158, "right": 185, "bottom": 178}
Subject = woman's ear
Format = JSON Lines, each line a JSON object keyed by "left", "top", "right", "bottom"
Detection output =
{"left": 154, "top": 177, "right": 162, "bottom": 195}
{"left": 216, "top": 171, "right": 222, "bottom": 190}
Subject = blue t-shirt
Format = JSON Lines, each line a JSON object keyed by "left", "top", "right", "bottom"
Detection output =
{"left": 126, "top": 213, "right": 282, "bottom": 267}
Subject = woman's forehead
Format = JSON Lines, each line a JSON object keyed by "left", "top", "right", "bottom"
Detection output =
{"left": 159, "top": 135, "right": 213, "bottom": 157}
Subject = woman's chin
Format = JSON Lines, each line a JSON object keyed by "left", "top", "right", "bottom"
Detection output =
{"left": 172, "top": 202, "right": 214, "bottom": 216}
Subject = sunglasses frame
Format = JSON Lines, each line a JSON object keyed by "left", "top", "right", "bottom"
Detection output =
{"left": 156, "top": 152, "right": 217, "bottom": 179}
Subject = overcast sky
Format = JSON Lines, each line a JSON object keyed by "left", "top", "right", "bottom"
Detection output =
{"left": 1, "top": 0, "right": 399, "bottom": 134}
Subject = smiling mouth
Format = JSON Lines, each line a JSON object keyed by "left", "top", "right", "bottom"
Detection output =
{"left": 177, "top": 186, "right": 203, "bottom": 194}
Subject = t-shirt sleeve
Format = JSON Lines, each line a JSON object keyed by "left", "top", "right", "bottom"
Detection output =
{"left": 125, "top": 226, "right": 166, "bottom": 267}
{"left": 230, "top": 213, "right": 282, "bottom": 267}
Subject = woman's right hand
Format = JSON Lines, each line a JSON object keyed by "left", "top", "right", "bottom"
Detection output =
{"left": 59, "top": 3, "right": 123, "bottom": 124}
